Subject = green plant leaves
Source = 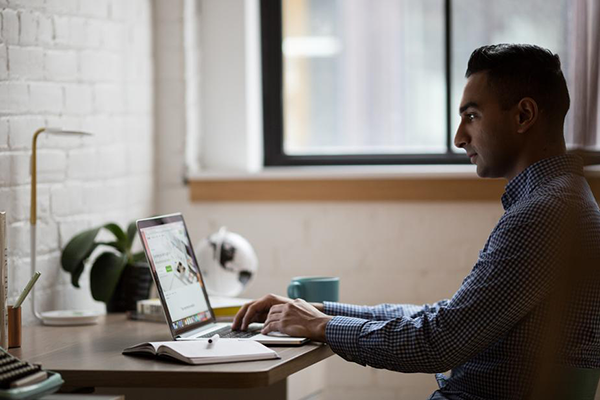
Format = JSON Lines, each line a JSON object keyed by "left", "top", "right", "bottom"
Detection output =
{"left": 90, "top": 252, "right": 128, "bottom": 302}
{"left": 126, "top": 222, "right": 137, "bottom": 251}
{"left": 61, "top": 227, "right": 101, "bottom": 288}
{"left": 103, "top": 223, "right": 128, "bottom": 253}
{"left": 61, "top": 221, "right": 140, "bottom": 301}
{"left": 69, "top": 256, "right": 88, "bottom": 289}
{"left": 132, "top": 251, "right": 147, "bottom": 263}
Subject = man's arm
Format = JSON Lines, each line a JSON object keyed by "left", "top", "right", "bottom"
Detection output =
{"left": 322, "top": 301, "right": 444, "bottom": 320}
{"left": 323, "top": 206, "right": 569, "bottom": 373}
{"left": 258, "top": 300, "right": 442, "bottom": 340}
{"left": 232, "top": 294, "right": 428, "bottom": 334}
{"left": 234, "top": 297, "right": 429, "bottom": 330}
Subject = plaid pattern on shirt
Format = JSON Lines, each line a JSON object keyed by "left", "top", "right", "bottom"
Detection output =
{"left": 323, "top": 154, "right": 600, "bottom": 400}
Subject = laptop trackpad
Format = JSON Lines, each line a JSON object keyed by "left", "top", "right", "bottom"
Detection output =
{"left": 266, "top": 331, "right": 289, "bottom": 337}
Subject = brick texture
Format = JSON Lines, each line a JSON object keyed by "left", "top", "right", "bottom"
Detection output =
{"left": 0, "top": 0, "right": 154, "bottom": 323}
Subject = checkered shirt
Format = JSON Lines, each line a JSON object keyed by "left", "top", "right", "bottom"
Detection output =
{"left": 323, "top": 154, "right": 600, "bottom": 400}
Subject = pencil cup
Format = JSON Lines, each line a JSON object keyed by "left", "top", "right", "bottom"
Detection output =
{"left": 8, "top": 306, "right": 21, "bottom": 348}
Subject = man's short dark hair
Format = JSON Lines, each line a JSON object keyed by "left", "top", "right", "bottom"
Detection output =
{"left": 466, "top": 44, "right": 570, "bottom": 124}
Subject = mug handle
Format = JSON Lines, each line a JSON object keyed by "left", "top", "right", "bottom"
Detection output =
{"left": 287, "top": 282, "right": 304, "bottom": 299}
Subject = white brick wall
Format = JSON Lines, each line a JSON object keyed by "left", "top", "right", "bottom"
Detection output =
{"left": 0, "top": 118, "right": 8, "bottom": 148}
{"left": 8, "top": 46, "right": 44, "bottom": 79}
{"left": 0, "top": 0, "right": 154, "bottom": 322}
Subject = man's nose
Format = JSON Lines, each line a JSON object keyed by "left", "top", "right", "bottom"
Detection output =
{"left": 454, "top": 122, "right": 469, "bottom": 149}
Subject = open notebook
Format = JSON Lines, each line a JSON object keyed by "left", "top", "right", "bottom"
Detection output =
{"left": 123, "top": 339, "right": 280, "bottom": 365}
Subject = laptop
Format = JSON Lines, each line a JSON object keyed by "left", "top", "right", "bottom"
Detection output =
{"left": 137, "top": 213, "right": 309, "bottom": 345}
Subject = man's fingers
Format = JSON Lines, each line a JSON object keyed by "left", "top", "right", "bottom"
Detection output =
{"left": 241, "top": 303, "right": 262, "bottom": 330}
{"left": 232, "top": 302, "right": 251, "bottom": 330}
{"left": 261, "top": 320, "right": 282, "bottom": 335}
{"left": 234, "top": 294, "right": 290, "bottom": 331}
{"left": 269, "top": 304, "right": 285, "bottom": 315}
{"left": 260, "top": 304, "right": 285, "bottom": 328}
{"left": 263, "top": 309, "right": 283, "bottom": 327}
{"left": 241, "top": 301, "right": 272, "bottom": 330}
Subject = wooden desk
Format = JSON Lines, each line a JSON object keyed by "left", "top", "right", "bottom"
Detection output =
{"left": 9, "top": 315, "right": 333, "bottom": 400}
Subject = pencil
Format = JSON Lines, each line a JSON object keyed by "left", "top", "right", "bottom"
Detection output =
{"left": 14, "top": 272, "right": 41, "bottom": 309}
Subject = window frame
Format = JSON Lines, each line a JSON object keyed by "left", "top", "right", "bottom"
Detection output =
{"left": 260, "top": 0, "right": 468, "bottom": 166}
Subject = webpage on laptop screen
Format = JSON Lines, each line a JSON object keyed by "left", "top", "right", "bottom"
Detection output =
{"left": 140, "top": 222, "right": 211, "bottom": 329}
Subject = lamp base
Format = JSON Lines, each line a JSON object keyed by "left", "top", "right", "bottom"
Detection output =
{"left": 40, "top": 310, "right": 103, "bottom": 326}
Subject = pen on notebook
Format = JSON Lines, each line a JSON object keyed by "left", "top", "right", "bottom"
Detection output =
{"left": 208, "top": 334, "right": 220, "bottom": 344}
{"left": 13, "top": 271, "right": 41, "bottom": 309}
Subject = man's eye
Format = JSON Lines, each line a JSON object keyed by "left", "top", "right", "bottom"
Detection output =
{"left": 466, "top": 113, "right": 476, "bottom": 121}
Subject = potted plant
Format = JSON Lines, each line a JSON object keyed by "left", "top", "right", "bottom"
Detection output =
{"left": 61, "top": 222, "right": 153, "bottom": 312}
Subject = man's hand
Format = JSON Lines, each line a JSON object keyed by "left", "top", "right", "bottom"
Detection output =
{"left": 232, "top": 294, "right": 329, "bottom": 340}
{"left": 261, "top": 298, "right": 332, "bottom": 342}
{"left": 232, "top": 294, "right": 292, "bottom": 331}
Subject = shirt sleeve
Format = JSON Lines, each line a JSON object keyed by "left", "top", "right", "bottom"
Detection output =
{"left": 325, "top": 201, "right": 571, "bottom": 373}
{"left": 323, "top": 300, "right": 449, "bottom": 320}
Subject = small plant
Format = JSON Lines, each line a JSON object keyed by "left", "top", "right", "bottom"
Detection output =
{"left": 61, "top": 222, "right": 147, "bottom": 303}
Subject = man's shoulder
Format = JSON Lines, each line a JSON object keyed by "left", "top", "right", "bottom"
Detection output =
{"left": 493, "top": 172, "right": 599, "bottom": 249}
{"left": 501, "top": 191, "right": 567, "bottom": 228}
{"left": 482, "top": 193, "right": 574, "bottom": 260}
{"left": 507, "top": 172, "right": 592, "bottom": 221}
{"left": 534, "top": 170, "right": 590, "bottom": 198}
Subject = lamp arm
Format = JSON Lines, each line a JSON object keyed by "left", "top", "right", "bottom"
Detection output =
{"left": 30, "top": 226, "right": 42, "bottom": 320}
{"left": 30, "top": 128, "right": 45, "bottom": 226}
{"left": 30, "top": 128, "right": 45, "bottom": 321}
{"left": 29, "top": 127, "right": 93, "bottom": 323}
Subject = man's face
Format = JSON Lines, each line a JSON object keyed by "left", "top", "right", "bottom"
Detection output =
{"left": 454, "top": 72, "right": 520, "bottom": 179}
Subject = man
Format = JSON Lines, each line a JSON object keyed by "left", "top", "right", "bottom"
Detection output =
{"left": 232, "top": 44, "right": 600, "bottom": 399}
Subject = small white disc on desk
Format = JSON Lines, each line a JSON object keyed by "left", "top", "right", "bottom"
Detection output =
{"left": 40, "top": 310, "right": 104, "bottom": 326}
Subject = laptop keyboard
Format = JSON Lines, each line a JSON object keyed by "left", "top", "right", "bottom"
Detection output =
{"left": 197, "top": 326, "right": 258, "bottom": 339}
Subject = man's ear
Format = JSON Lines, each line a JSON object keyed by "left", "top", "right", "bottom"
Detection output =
{"left": 515, "top": 97, "right": 538, "bottom": 133}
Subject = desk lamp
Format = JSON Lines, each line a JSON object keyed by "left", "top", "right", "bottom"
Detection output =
{"left": 30, "top": 128, "right": 101, "bottom": 325}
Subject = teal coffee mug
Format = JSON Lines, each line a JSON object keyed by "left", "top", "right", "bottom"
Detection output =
{"left": 287, "top": 276, "right": 339, "bottom": 303}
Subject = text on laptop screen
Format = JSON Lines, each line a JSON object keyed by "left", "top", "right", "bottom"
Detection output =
{"left": 139, "top": 221, "right": 211, "bottom": 329}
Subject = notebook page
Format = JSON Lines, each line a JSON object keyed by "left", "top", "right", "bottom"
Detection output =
{"left": 157, "top": 339, "right": 278, "bottom": 361}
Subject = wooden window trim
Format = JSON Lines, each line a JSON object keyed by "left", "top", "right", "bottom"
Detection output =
{"left": 189, "top": 172, "right": 600, "bottom": 202}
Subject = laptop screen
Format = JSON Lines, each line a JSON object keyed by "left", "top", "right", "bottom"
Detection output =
{"left": 138, "top": 215, "right": 214, "bottom": 335}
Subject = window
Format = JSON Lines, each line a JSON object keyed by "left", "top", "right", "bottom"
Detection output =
{"left": 261, "top": 0, "right": 570, "bottom": 166}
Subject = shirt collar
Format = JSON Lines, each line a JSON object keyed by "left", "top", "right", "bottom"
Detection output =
{"left": 501, "top": 154, "right": 584, "bottom": 210}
